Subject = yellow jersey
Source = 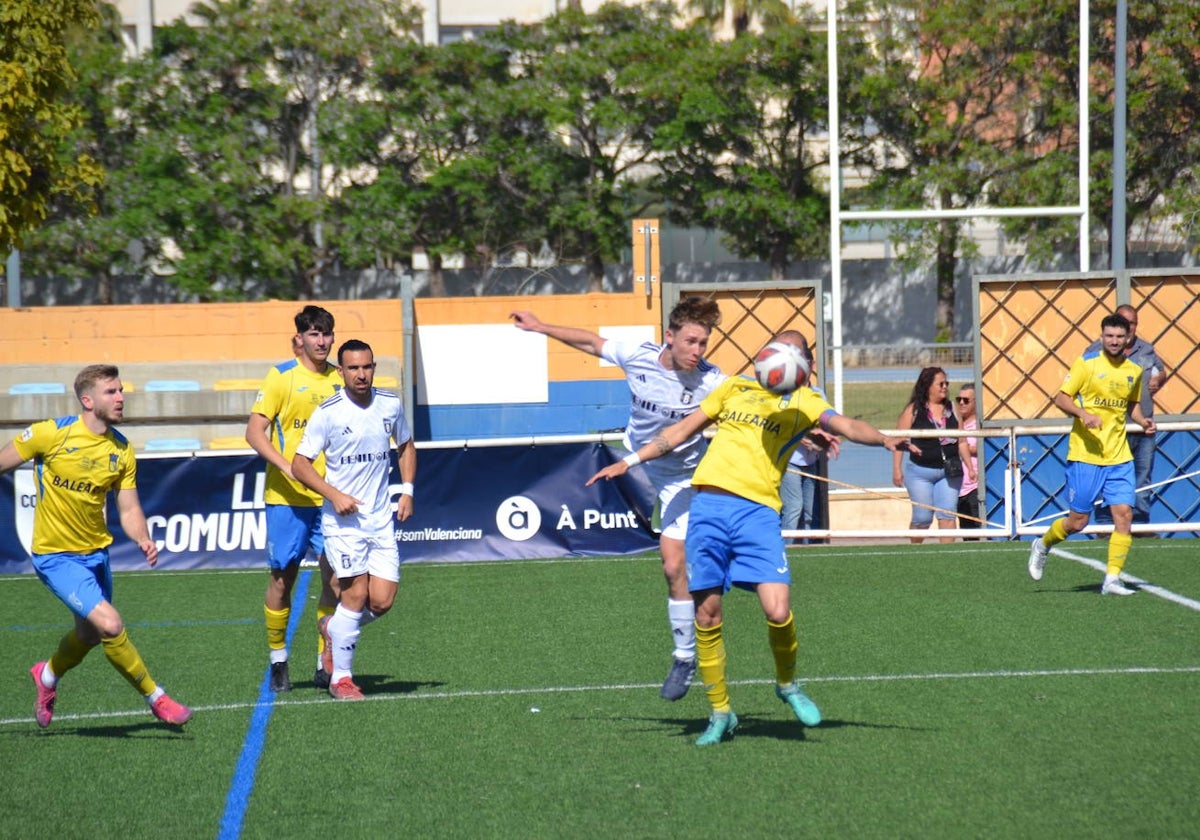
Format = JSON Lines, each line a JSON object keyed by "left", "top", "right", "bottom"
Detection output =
{"left": 13, "top": 416, "right": 137, "bottom": 555}
{"left": 250, "top": 359, "right": 342, "bottom": 506}
{"left": 1060, "top": 349, "right": 1143, "bottom": 465}
{"left": 691, "top": 376, "right": 836, "bottom": 512}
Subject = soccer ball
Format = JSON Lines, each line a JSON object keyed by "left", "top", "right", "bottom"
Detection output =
{"left": 753, "top": 342, "right": 810, "bottom": 394}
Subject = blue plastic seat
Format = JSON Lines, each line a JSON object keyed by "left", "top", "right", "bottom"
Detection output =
{"left": 143, "top": 438, "right": 202, "bottom": 452}
{"left": 143, "top": 380, "right": 201, "bottom": 392}
{"left": 8, "top": 382, "right": 67, "bottom": 395}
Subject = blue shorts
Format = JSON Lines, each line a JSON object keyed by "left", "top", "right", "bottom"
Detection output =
{"left": 685, "top": 492, "right": 789, "bottom": 593}
{"left": 1066, "top": 460, "right": 1135, "bottom": 514}
{"left": 32, "top": 549, "right": 112, "bottom": 620}
{"left": 265, "top": 505, "right": 324, "bottom": 569}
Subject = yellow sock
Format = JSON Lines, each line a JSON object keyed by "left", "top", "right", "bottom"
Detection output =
{"left": 1107, "top": 532, "right": 1133, "bottom": 577}
{"left": 1044, "top": 518, "right": 1069, "bottom": 547}
{"left": 101, "top": 629, "right": 157, "bottom": 697}
{"left": 767, "top": 612, "right": 798, "bottom": 687}
{"left": 695, "top": 622, "right": 731, "bottom": 713}
{"left": 265, "top": 606, "right": 289, "bottom": 652}
{"left": 316, "top": 604, "right": 336, "bottom": 654}
{"left": 48, "top": 628, "right": 96, "bottom": 682}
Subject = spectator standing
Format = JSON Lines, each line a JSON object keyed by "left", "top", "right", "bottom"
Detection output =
{"left": 892, "top": 368, "right": 976, "bottom": 543}
{"left": 780, "top": 345, "right": 838, "bottom": 544}
{"left": 955, "top": 385, "right": 982, "bottom": 539}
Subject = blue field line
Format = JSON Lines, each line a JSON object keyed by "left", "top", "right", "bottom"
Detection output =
{"left": 217, "top": 570, "right": 311, "bottom": 840}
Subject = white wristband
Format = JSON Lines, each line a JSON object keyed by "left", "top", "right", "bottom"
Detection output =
{"left": 398, "top": 482, "right": 414, "bottom": 497}
{"left": 622, "top": 452, "right": 641, "bottom": 467}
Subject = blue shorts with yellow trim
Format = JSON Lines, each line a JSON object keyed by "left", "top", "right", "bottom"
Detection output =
{"left": 265, "top": 504, "right": 324, "bottom": 569}
{"left": 685, "top": 491, "right": 789, "bottom": 593}
{"left": 32, "top": 549, "right": 112, "bottom": 620}
{"left": 1066, "top": 460, "right": 1135, "bottom": 514}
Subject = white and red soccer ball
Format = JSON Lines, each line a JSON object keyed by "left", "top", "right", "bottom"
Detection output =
{"left": 753, "top": 341, "right": 810, "bottom": 394}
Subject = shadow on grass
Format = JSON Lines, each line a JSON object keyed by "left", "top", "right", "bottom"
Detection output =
{"left": 5, "top": 720, "right": 193, "bottom": 739}
{"left": 350, "top": 675, "right": 445, "bottom": 695}
{"left": 616, "top": 713, "right": 926, "bottom": 743}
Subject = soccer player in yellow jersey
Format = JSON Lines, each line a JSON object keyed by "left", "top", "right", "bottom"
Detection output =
{"left": 589, "top": 331, "right": 914, "bottom": 745}
{"left": 0, "top": 365, "right": 193, "bottom": 728}
{"left": 246, "top": 305, "right": 343, "bottom": 691}
{"left": 1027, "top": 312, "right": 1155, "bottom": 595}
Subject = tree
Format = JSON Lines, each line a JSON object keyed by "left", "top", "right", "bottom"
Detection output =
{"left": 842, "top": 0, "right": 1079, "bottom": 340}
{"left": 113, "top": 0, "right": 416, "bottom": 300}
{"left": 686, "top": 0, "right": 793, "bottom": 37}
{"left": 331, "top": 37, "right": 530, "bottom": 296}
{"left": 1085, "top": 0, "right": 1200, "bottom": 263}
{"left": 19, "top": 3, "right": 152, "bottom": 304}
{"left": 653, "top": 23, "right": 831, "bottom": 279}
{"left": 0, "top": 0, "right": 103, "bottom": 253}
{"left": 484, "top": 2, "right": 696, "bottom": 291}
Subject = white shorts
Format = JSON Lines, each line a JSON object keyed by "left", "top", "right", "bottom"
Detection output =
{"left": 641, "top": 459, "right": 697, "bottom": 541}
{"left": 324, "top": 533, "right": 401, "bottom": 583}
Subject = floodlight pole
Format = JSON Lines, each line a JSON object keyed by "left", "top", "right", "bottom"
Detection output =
{"left": 1112, "top": 0, "right": 1127, "bottom": 272}
{"left": 826, "top": 0, "right": 845, "bottom": 413}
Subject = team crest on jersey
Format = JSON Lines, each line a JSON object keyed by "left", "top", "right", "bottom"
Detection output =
{"left": 680, "top": 390, "right": 694, "bottom": 405}
{"left": 109, "top": 454, "right": 119, "bottom": 472}
{"left": 384, "top": 419, "right": 394, "bottom": 435}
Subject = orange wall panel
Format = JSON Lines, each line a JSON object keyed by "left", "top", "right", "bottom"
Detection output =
{"left": 2, "top": 301, "right": 406, "bottom": 365}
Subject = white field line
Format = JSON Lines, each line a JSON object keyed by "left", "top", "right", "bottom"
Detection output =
{"left": 1049, "top": 546, "right": 1200, "bottom": 611}
{"left": 5, "top": 664, "right": 1200, "bottom": 729}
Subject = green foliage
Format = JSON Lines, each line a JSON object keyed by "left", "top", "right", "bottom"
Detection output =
{"left": 654, "top": 24, "right": 830, "bottom": 279}
{"left": 481, "top": 1, "right": 694, "bottom": 289}
{"left": 842, "top": 0, "right": 1081, "bottom": 338}
{"left": 0, "top": 0, "right": 103, "bottom": 252}
{"left": 10, "top": 0, "right": 1199, "bottom": 300}
{"left": 1083, "top": 0, "right": 1200, "bottom": 260}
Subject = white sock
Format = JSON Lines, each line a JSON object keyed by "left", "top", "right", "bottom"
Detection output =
{"left": 40, "top": 663, "right": 58, "bottom": 688}
{"left": 269, "top": 649, "right": 288, "bottom": 665}
{"left": 668, "top": 598, "right": 696, "bottom": 660}
{"left": 328, "top": 604, "right": 363, "bottom": 681}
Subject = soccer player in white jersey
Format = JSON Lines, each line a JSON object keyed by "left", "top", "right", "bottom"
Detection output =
{"left": 511, "top": 297, "right": 725, "bottom": 700}
{"left": 292, "top": 340, "right": 416, "bottom": 701}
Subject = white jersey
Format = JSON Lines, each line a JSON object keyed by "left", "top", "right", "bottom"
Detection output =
{"left": 296, "top": 388, "right": 412, "bottom": 537}
{"left": 600, "top": 340, "right": 725, "bottom": 471}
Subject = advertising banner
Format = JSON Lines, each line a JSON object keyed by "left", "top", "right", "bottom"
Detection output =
{"left": 0, "top": 444, "right": 658, "bottom": 574}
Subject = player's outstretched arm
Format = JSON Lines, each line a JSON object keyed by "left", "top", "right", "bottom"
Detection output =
{"left": 825, "top": 414, "right": 916, "bottom": 455}
{"left": 586, "top": 409, "right": 712, "bottom": 486}
{"left": 510, "top": 310, "right": 606, "bottom": 357}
